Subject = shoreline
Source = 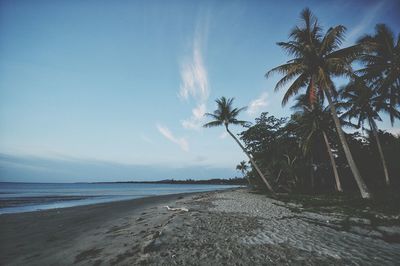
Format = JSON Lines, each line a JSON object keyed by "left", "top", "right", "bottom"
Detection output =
{"left": 0, "top": 190, "right": 202, "bottom": 215}
{"left": 0, "top": 184, "right": 240, "bottom": 215}
{"left": 1, "top": 188, "right": 399, "bottom": 265}
{"left": 0, "top": 195, "right": 98, "bottom": 209}
{"left": 0, "top": 190, "right": 231, "bottom": 265}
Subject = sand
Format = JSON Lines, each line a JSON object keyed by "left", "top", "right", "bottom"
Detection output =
{"left": 1, "top": 189, "right": 399, "bottom": 265}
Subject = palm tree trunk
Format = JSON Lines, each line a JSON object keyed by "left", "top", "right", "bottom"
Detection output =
{"left": 369, "top": 119, "right": 390, "bottom": 186}
{"left": 322, "top": 130, "right": 342, "bottom": 192}
{"left": 225, "top": 126, "right": 275, "bottom": 194}
{"left": 325, "top": 88, "right": 372, "bottom": 199}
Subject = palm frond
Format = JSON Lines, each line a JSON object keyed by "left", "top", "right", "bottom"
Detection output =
{"left": 203, "top": 97, "right": 248, "bottom": 128}
{"left": 265, "top": 61, "right": 303, "bottom": 79}
{"left": 203, "top": 120, "right": 223, "bottom": 128}
{"left": 327, "top": 44, "right": 363, "bottom": 62}
{"left": 230, "top": 119, "right": 249, "bottom": 126}
{"left": 321, "top": 25, "right": 346, "bottom": 54}
{"left": 281, "top": 74, "right": 308, "bottom": 106}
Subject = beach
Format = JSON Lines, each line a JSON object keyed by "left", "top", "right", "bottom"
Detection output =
{"left": 1, "top": 188, "right": 400, "bottom": 265}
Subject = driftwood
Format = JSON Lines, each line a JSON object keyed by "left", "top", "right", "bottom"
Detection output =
{"left": 164, "top": 206, "right": 189, "bottom": 212}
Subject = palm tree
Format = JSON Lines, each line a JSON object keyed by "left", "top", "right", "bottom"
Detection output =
{"left": 291, "top": 95, "right": 343, "bottom": 192}
{"left": 204, "top": 97, "right": 275, "bottom": 194}
{"left": 236, "top": 161, "right": 251, "bottom": 185}
{"left": 265, "top": 8, "right": 372, "bottom": 198}
{"left": 339, "top": 78, "right": 400, "bottom": 186}
{"left": 357, "top": 24, "right": 400, "bottom": 125}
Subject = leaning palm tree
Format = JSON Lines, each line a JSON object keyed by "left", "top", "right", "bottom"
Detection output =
{"left": 291, "top": 95, "right": 343, "bottom": 192}
{"left": 357, "top": 24, "right": 400, "bottom": 125}
{"left": 204, "top": 97, "right": 275, "bottom": 194}
{"left": 265, "top": 8, "right": 372, "bottom": 198}
{"left": 339, "top": 78, "right": 400, "bottom": 186}
{"left": 236, "top": 161, "right": 251, "bottom": 185}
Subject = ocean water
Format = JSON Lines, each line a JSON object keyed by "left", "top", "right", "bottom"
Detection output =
{"left": 0, "top": 182, "right": 238, "bottom": 214}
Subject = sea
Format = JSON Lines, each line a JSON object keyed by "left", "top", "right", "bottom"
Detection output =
{"left": 0, "top": 182, "right": 238, "bottom": 214}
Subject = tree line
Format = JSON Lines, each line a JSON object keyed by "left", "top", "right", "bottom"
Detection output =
{"left": 204, "top": 8, "right": 399, "bottom": 199}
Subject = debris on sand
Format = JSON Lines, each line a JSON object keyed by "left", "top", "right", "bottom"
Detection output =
{"left": 164, "top": 206, "right": 189, "bottom": 212}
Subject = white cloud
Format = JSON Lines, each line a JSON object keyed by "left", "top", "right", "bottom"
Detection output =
{"left": 219, "top": 132, "right": 228, "bottom": 139}
{"left": 247, "top": 92, "right": 269, "bottom": 116}
{"left": 179, "top": 44, "right": 209, "bottom": 102}
{"left": 156, "top": 124, "right": 189, "bottom": 152}
{"left": 386, "top": 128, "right": 400, "bottom": 136}
{"left": 182, "top": 103, "right": 206, "bottom": 130}
{"left": 179, "top": 22, "right": 210, "bottom": 130}
{"left": 345, "top": 2, "right": 384, "bottom": 45}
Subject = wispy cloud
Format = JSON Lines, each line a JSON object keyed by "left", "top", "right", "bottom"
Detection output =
{"left": 247, "top": 92, "right": 269, "bottom": 116}
{"left": 179, "top": 43, "right": 209, "bottom": 102}
{"left": 181, "top": 103, "right": 207, "bottom": 130}
{"left": 345, "top": 1, "right": 384, "bottom": 45}
{"left": 156, "top": 124, "right": 189, "bottom": 152}
{"left": 219, "top": 132, "right": 228, "bottom": 139}
{"left": 179, "top": 19, "right": 210, "bottom": 130}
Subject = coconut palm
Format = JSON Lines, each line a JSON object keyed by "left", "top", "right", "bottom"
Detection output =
{"left": 236, "top": 161, "right": 251, "bottom": 185}
{"left": 203, "top": 97, "right": 275, "bottom": 194}
{"left": 357, "top": 24, "right": 400, "bottom": 125}
{"left": 265, "top": 8, "right": 372, "bottom": 198}
{"left": 339, "top": 78, "right": 400, "bottom": 186}
{"left": 291, "top": 95, "right": 343, "bottom": 192}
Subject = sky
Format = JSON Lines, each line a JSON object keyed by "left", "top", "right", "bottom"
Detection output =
{"left": 0, "top": 0, "right": 399, "bottom": 182}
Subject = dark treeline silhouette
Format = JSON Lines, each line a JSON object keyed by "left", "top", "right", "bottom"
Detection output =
{"left": 204, "top": 8, "right": 399, "bottom": 199}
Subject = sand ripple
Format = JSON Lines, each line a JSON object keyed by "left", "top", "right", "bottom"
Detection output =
{"left": 211, "top": 190, "right": 400, "bottom": 265}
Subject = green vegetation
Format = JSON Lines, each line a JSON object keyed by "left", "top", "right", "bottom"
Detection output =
{"left": 204, "top": 8, "right": 400, "bottom": 201}
{"left": 278, "top": 189, "right": 400, "bottom": 227}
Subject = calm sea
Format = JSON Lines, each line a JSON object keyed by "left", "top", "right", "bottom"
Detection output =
{"left": 0, "top": 182, "right": 238, "bottom": 214}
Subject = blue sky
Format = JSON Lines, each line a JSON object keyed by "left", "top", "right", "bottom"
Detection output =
{"left": 0, "top": 0, "right": 399, "bottom": 182}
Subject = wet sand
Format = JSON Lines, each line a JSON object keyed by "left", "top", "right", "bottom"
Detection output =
{"left": 0, "top": 195, "right": 97, "bottom": 208}
{"left": 0, "top": 192, "right": 194, "bottom": 265}
{"left": 1, "top": 189, "right": 399, "bottom": 265}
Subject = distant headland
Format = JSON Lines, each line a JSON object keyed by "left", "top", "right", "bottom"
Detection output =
{"left": 93, "top": 178, "right": 247, "bottom": 185}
